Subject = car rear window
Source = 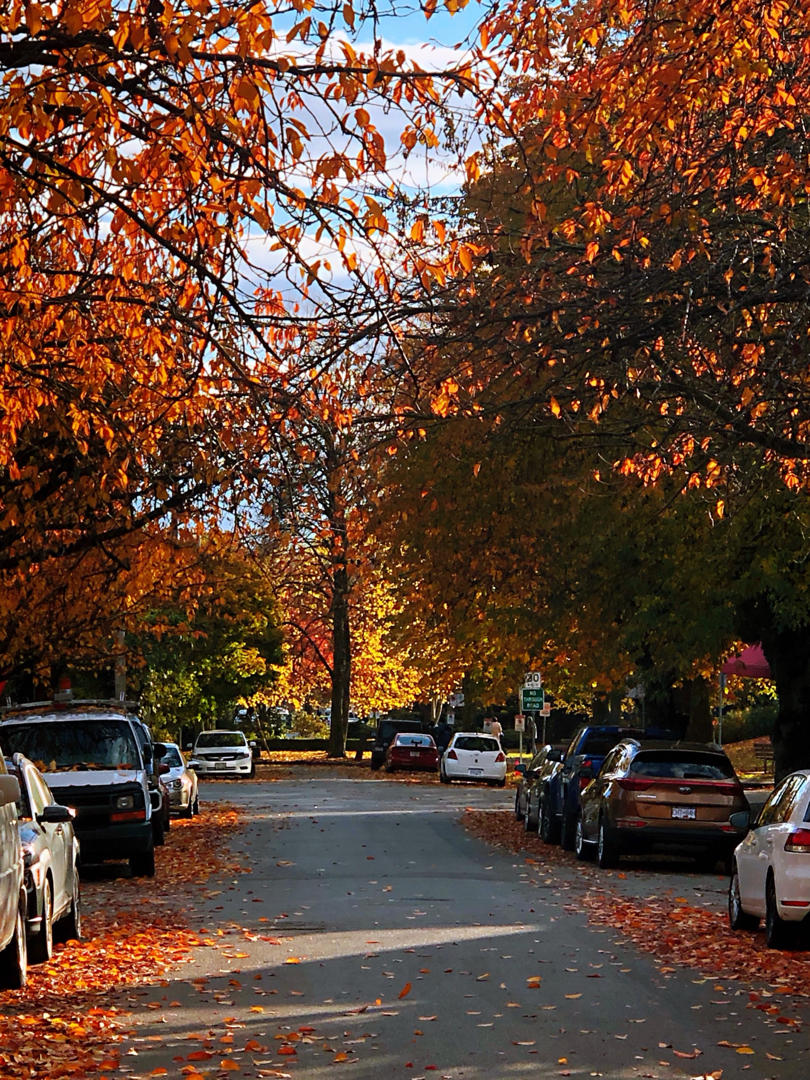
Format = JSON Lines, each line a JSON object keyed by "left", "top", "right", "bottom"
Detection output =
{"left": 454, "top": 736, "right": 500, "bottom": 753}
{"left": 630, "top": 752, "right": 735, "bottom": 780}
{"left": 395, "top": 734, "right": 434, "bottom": 748}
{"left": 581, "top": 735, "right": 627, "bottom": 757}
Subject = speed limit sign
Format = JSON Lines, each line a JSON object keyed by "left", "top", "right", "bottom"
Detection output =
{"left": 524, "top": 671, "right": 542, "bottom": 689}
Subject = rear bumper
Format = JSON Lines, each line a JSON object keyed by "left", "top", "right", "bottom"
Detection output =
{"left": 608, "top": 822, "right": 744, "bottom": 855}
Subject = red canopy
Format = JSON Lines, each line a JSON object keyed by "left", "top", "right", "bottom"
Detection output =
{"left": 721, "top": 643, "right": 771, "bottom": 679}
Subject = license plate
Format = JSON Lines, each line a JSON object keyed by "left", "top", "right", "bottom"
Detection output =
{"left": 469, "top": 768, "right": 483, "bottom": 776}
{"left": 409, "top": 751, "right": 419, "bottom": 758}
{"left": 672, "top": 806, "right": 696, "bottom": 820}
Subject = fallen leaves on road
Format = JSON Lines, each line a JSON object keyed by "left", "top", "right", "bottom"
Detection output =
{"left": 0, "top": 802, "right": 244, "bottom": 1080}
{"left": 463, "top": 808, "right": 810, "bottom": 1001}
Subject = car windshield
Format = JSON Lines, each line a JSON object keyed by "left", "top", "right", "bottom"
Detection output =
{"left": 162, "top": 746, "right": 184, "bottom": 767}
{"left": 454, "top": 736, "right": 500, "bottom": 753}
{"left": 395, "top": 734, "right": 434, "bottom": 748}
{"left": 630, "top": 753, "right": 735, "bottom": 780}
{"left": 0, "top": 719, "right": 141, "bottom": 772}
{"left": 195, "top": 731, "right": 247, "bottom": 748}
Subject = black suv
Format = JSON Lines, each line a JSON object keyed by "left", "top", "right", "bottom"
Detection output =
{"left": 370, "top": 718, "right": 423, "bottom": 770}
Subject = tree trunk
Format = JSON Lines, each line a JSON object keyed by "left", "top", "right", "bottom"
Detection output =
{"left": 682, "top": 677, "right": 713, "bottom": 742}
{"left": 327, "top": 563, "right": 351, "bottom": 758}
{"left": 760, "top": 627, "right": 810, "bottom": 784}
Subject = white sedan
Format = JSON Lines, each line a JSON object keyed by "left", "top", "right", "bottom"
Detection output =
{"left": 729, "top": 768, "right": 810, "bottom": 948}
{"left": 440, "top": 733, "right": 506, "bottom": 787}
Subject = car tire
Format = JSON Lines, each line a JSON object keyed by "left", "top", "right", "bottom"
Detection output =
{"left": 560, "top": 811, "right": 576, "bottom": 851}
{"left": 514, "top": 790, "right": 524, "bottom": 822}
{"left": 728, "top": 865, "right": 758, "bottom": 932}
{"left": 765, "top": 873, "right": 793, "bottom": 948}
{"left": 55, "top": 869, "right": 82, "bottom": 944}
{"left": 29, "top": 876, "right": 54, "bottom": 964}
{"left": 130, "top": 846, "right": 156, "bottom": 878}
{"left": 0, "top": 893, "right": 27, "bottom": 990}
{"left": 597, "top": 817, "right": 618, "bottom": 869}
{"left": 247, "top": 764, "right": 256, "bottom": 779}
{"left": 370, "top": 755, "right": 383, "bottom": 771}
{"left": 152, "top": 811, "right": 165, "bottom": 847}
{"left": 539, "top": 796, "right": 559, "bottom": 845}
{"left": 575, "top": 817, "right": 592, "bottom": 861}
{"left": 440, "top": 766, "right": 451, "bottom": 784}
{"left": 191, "top": 793, "right": 200, "bottom": 816}
{"left": 495, "top": 778, "right": 506, "bottom": 788}
{"left": 182, "top": 797, "right": 194, "bottom": 819}
{"left": 525, "top": 798, "right": 538, "bottom": 832}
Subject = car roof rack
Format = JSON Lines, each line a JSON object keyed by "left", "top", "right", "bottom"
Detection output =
{"left": 0, "top": 697, "right": 141, "bottom": 717}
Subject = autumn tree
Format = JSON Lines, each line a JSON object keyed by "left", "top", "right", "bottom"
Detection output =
{"left": 0, "top": 1, "right": 493, "bottom": 680}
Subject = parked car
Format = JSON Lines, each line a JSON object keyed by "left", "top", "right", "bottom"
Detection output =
{"left": 728, "top": 769, "right": 810, "bottom": 948}
{"left": 538, "top": 724, "right": 649, "bottom": 850}
{"left": 440, "top": 733, "right": 506, "bottom": 787}
{"left": 0, "top": 699, "right": 159, "bottom": 878}
{"left": 514, "top": 745, "right": 565, "bottom": 832}
{"left": 7, "top": 753, "right": 81, "bottom": 963}
{"left": 127, "top": 715, "right": 170, "bottom": 847}
{"left": 189, "top": 730, "right": 255, "bottom": 778}
{"left": 157, "top": 743, "right": 199, "bottom": 817}
{"left": 369, "top": 718, "right": 423, "bottom": 771}
{"left": 384, "top": 732, "right": 439, "bottom": 774}
{"left": 575, "top": 739, "right": 749, "bottom": 870}
{"left": 0, "top": 751, "right": 26, "bottom": 989}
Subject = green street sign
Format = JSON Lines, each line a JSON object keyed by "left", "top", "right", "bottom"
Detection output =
{"left": 522, "top": 688, "right": 544, "bottom": 710}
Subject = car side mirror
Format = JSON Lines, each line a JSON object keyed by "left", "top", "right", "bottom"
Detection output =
{"left": 548, "top": 749, "right": 564, "bottom": 763}
{"left": 158, "top": 762, "right": 170, "bottom": 775}
{"left": 578, "top": 764, "right": 595, "bottom": 780}
{"left": 153, "top": 742, "right": 167, "bottom": 759}
{"left": 38, "top": 804, "right": 75, "bottom": 824}
{"left": 729, "top": 809, "right": 751, "bottom": 830}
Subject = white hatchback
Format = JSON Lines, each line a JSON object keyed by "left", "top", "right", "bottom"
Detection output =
{"left": 729, "top": 768, "right": 810, "bottom": 948}
{"left": 440, "top": 732, "right": 506, "bottom": 787}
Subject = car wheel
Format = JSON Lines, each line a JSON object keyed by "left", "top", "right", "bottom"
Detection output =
{"left": 29, "top": 876, "right": 54, "bottom": 964}
{"left": 765, "top": 873, "right": 793, "bottom": 948}
{"left": 152, "top": 811, "right": 165, "bottom": 847}
{"left": 728, "top": 865, "right": 758, "bottom": 932}
{"left": 539, "top": 796, "right": 559, "bottom": 844}
{"left": 440, "top": 766, "right": 451, "bottom": 784}
{"left": 191, "top": 793, "right": 200, "bottom": 816}
{"left": 247, "top": 764, "right": 256, "bottom": 779}
{"left": 575, "top": 817, "right": 592, "bottom": 862}
{"left": 0, "top": 892, "right": 27, "bottom": 990}
{"left": 597, "top": 817, "right": 618, "bottom": 869}
{"left": 525, "top": 798, "right": 538, "bottom": 832}
{"left": 130, "top": 846, "right": 156, "bottom": 878}
{"left": 514, "top": 790, "right": 524, "bottom": 822}
{"left": 370, "top": 755, "right": 382, "bottom": 771}
{"left": 495, "top": 778, "right": 506, "bottom": 788}
{"left": 560, "top": 811, "right": 576, "bottom": 851}
{"left": 182, "top": 797, "right": 194, "bottom": 819}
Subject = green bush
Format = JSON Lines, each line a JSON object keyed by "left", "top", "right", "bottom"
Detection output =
{"left": 721, "top": 703, "right": 777, "bottom": 743}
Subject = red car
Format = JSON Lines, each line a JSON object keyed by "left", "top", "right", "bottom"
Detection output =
{"left": 384, "top": 733, "right": 440, "bottom": 774}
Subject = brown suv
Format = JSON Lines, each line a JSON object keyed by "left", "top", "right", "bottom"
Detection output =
{"left": 575, "top": 740, "right": 749, "bottom": 871}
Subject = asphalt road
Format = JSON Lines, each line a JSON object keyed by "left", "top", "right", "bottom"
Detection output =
{"left": 117, "top": 770, "right": 810, "bottom": 1079}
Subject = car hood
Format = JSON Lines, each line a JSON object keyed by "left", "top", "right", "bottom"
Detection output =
{"left": 39, "top": 769, "right": 143, "bottom": 789}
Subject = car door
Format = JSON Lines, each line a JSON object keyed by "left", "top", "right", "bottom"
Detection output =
{"left": 28, "top": 766, "right": 70, "bottom": 916}
{"left": 736, "top": 774, "right": 806, "bottom": 915}
{"left": 581, "top": 744, "right": 625, "bottom": 842}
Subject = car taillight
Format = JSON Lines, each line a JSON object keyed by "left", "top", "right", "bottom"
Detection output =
{"left": 617, "top": 778, "right": 653, "bottom": 792}
{"left": 785, "top": 828, "right": 810, "bottom": 853}
{"left": 495, "top": 751, "right": 505, "bottom": 763}
{"left": 447, "top": 749, "right": 458, "bottom": 759}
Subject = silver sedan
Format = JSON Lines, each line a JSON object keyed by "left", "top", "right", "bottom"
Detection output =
{"left": 157, "top": 742, "right": 199, "bottom": 818}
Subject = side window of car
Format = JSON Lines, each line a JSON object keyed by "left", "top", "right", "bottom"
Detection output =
{"left": 600, "top": 746, "right": 624, "bottom": 778}
{"left": 758, "top": 775, "right": 806, "bottom": 826}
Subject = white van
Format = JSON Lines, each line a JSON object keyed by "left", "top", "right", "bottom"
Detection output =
{"left": 0, "top": 701, "right": 158, "bottom": 877}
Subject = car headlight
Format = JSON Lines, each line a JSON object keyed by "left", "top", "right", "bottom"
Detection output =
{"left": 115, "top": 794, "right": 136, "bottom": 810}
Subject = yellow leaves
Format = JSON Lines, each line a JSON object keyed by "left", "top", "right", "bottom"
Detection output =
{"left": 234, "top": 77, "right": 260, "bottom": 108}
{"left": 549, "top": 397, "right": 561, "bottom": 418}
